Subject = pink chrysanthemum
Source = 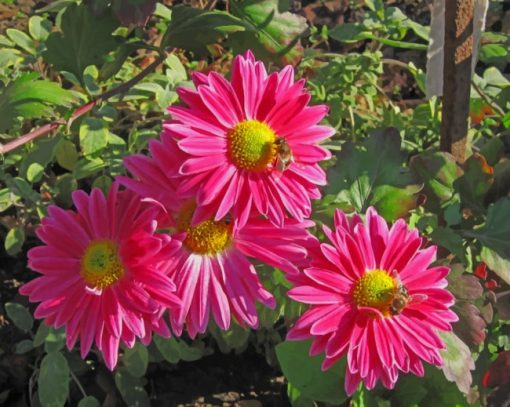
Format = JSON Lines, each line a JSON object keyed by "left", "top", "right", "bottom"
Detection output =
{"left": 119, "top": 145, "right": 318, "bottom": 337}
{"left": 20, "top": 184, "right": 181, "bottom": 369}
{"left": 286, "top": 207, "right": 458, "bottom": 395}
{"left": 165, "top": 50, "right": 333, "bottom": 228}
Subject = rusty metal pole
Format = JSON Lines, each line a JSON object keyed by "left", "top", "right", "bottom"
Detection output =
{"left": 440, "top": 0, "right": 474, "bottom": 164}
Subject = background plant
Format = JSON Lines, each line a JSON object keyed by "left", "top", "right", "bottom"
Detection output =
{"left": 1, "top": 0, "right": 509, "bottom": 406}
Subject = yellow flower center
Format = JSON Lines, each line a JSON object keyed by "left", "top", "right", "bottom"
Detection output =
{"left": 352, "top": 270, "right": 397, "bottom": 314}
{"left": 227, "top": 120, "right": 277, "bottom": 172}
{"left": 176, "top": 201, "right": 232, "bottom": 255}
{"left": 81, "top": 240, "right": 124, "bottom": 289}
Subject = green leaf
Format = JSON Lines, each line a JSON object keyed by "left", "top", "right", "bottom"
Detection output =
{"left": 454, "top": 153, "right": 494, "bottom": 215}
{"left": 395, "top": 365, "right": 467, "bottom": 406}
{"left": 5, "top": 302, "right": 33, "bottom": 332}
{"left": 6, "top": 28, "right": 36, "bottom": 54}
{"left": 44, "top": 328, "right": 66, "bottom": 353}
{"left": 7, "top": 177, "right": 40, "bottom": 202}
{"left": 429, "top": 227, "right": 466, "bottom": 262}
{"left": 468, "top": 198, "right": 510, "bottom": 259}
{"left": 480, "top": 246, "right": 510, "bottom": 286}
{"left": 38, "top": 352, "right": 70, "bottom": 407}
{"left": 329, "top": 23, "right": 372, "bottom": 43}
{"left": 114, "top": 368, "right": 150, "bottom": 407}
{"left": 29, "top": 16, "right": 52, "bottom": 42}
{"left": 43, "top": 4, "right": 120, "bottom": 82}
{"left": 79, "top": 118, "right": 109, "bottom": 156}
{"left": 439, "top": 332, "right": 475, "bottom": 394}
{"left": 92, "top": 175, "right": 113, "bottom": 195}
{"left": 275, "top": 340, "right": 347, "bottom": 404}
{"left": 479, "top": 44, "right": 509, "bottom": 63}
{"left": 77, "top": 396, "right": 101, "bottom": 407}
{"left": 326, "top": 128, "right": 421, "bottom": 221}
{"left": 0, "top": 74, "right": 77, "bottom": 132}
{"left": 287, "top": 382, "right": 314, "bottom": 407}
{"left": 163, "top": 5, "right": 246, "bottom": 54}
{"left": 230, "top": 0, "right": 308, "bottom": 66}
{"left": 209, "top": 323, "right": 251, "bottom": 353}
{"left": 153, "top": 336, "right": 205, "bottom": 364}
{"left": 123, "top": 343, "right": 149, "bottom": 378}
{"left": 55, "top": 173, "right": 78, "bottom": 208}
{"left": 16, "top": 339, "right": 34, "bottom": 354}
{"left": 19, "top": 135, "right": 61, "bottom": 181}
{"left": 26, "top": 163, "right": 45, "bottom": 183}
{"left": 33, "top": 323, "right": 51, "bottom": 347}
{"left": 73, "top": 157, "right": 106, "bottom": 180}
{"left": 55, "top": 139, "right": 79, "bottom": 171}
{"left": 4, "top": 227, "right": 25, "bottom": 256}
{"left": 411, "top": 152, "right": 460, "bottom": 207}
{"left": 0, "top": 188, "right": 20, "bottom": 213}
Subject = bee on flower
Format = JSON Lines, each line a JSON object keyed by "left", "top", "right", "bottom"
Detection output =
{"left": 286, "top": 207, "right": 458, "bottom": 395}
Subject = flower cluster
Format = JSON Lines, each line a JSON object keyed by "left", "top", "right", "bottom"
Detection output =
{"left": 21, "top": 50, "right": 457, "bottom": 393}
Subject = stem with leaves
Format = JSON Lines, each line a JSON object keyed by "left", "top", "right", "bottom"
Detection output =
{"left": 0, "top": 51, "right": 168, "bottom": 156}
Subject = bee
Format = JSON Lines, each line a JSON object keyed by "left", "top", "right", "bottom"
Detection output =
{"left": 388, "top": 271, "right": 427, "bottom": 316}
{"left": 390, "top": 282, "right": 411, "bottom": 315}
{"left": 274, "top": 137, "right": 294, "bottom": 172}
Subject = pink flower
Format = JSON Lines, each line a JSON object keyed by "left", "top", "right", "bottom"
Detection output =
{"left": 119, "top": 148, "right": 318, "bottom": 337}
{"left": 20, "top": 184, "right": 181, "bottom": 370}
{"left": 286, "top": 208, "right": 458, "bottom": 395}
{"left": 165, "top": 50, "right": 333, "bottom": 228}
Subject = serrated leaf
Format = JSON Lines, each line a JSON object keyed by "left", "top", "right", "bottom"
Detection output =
{"left": 429, "top": 227, "right": 466, "bottom": 262}
{"left": 0, "top": 74, "right": 77, "bottom": 132}
{"left": 114, "top": 368, "right": 150, "bottom": 407}
{"left": 4, "top": 227, "right": 25, "bottom": 256}
{"left": 55, "top": 139, "right": 78, "bottom": 171}
{"left": 469, "top": 198, "right": 510, "bottom": 260}
{"left": 439, "top": 331, "right": 475, "bottom": 394}
{"left": 5, "top": 302, "right": 33, "bottom": 331}
{"left": 326, "top": 128, "right": 421, "bottom": 221}
{"left": 454, "top": 302, "right": 486, "bottom": 346}
{"left": 448, "top": 272, "right": 483, "bottom": 301}
{"left": 411, "top": 152, "right": 460, "bottom": 207}
{"left": 38, "top": 352, "right": 70, "bottom": 407}
{"left": 123, "top": 343, "right": 149, "bottom": 378}
{"left": 230, "top": 0, "right": 308, "bottom": 66}
{"left": 43, "top": 3, "right": 120, "bottom": 82}
{"left": 275, "top": 340, "right": 347, "bottom": 404}
{"left": 163, "top": 5, "right": 246, "bottom": 54}
{"left": 79, "top": 118, "right": 109, "bottom": 156}
{"left": 111, "top": 0, "right": 156, "bottom": 26}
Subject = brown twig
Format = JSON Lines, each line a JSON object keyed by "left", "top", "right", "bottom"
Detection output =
{"left": 471, "top": 79, "right": 506, "bottom": 117}
{"left": 0, "top": 51, "right": 168, "bottom": 156}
